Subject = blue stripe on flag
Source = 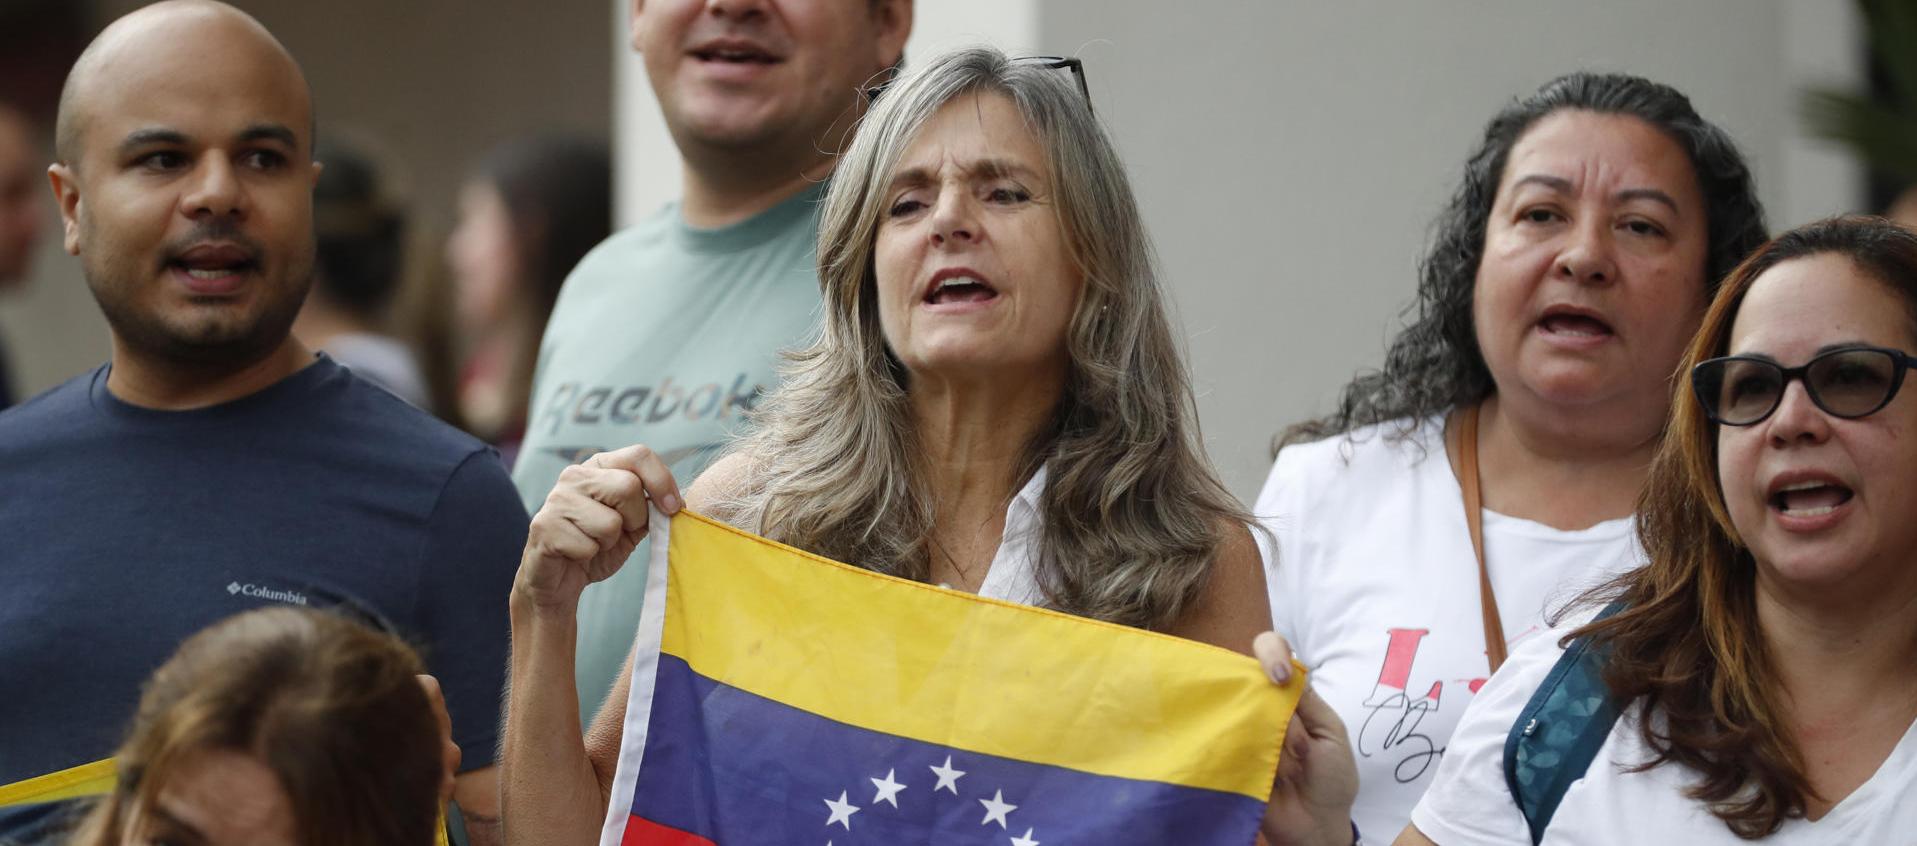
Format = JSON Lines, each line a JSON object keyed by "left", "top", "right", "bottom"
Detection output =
{"left": 628, "top": 654, "right": 1267, "bottom": 845}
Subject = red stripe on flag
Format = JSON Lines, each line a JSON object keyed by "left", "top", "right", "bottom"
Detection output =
{"left": 620, "top": 815, "right": 717, "bottom": 846}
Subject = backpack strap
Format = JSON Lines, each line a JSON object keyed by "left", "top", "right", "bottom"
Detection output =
{"left": 1502, "top": 601, "right": 1626, "bottom": 845}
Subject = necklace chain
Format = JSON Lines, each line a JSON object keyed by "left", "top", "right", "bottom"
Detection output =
{"left": 927, "top": 485, "right": 1024, "bottom": 586}
{"left": 929, "top": 534, "right": 978, "bottom": 582}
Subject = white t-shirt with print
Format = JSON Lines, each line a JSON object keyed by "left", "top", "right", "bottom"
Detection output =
{"left": 1253, "top": 416, "right": 1642, "bottom": 841}
{"left": 1411, "top": 614, "right": 1917, "bottom": 844}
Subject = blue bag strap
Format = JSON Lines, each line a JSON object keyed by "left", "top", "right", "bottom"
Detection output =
{"left": 1502, "top": 600, "right": 1626, "bottom": 845}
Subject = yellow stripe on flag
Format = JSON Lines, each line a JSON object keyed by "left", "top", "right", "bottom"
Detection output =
{"left": 658, "top": 510, "right": 1301, "bottom": 801}
{"left": 0, "top": 758, "right": 116, "bottom": 806}
{"left": 1, "top": 759, "right": 451, "bottom": 846}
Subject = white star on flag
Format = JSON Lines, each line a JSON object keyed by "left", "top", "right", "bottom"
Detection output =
{"left": 1010, "top": 828, "right": 1041, "bottom": 846}
{"left": 823, "top": 790, "right": 859, "bottom": 830}
{"left": 930, "top": 755, "right": 966, "bottom": 794}
{"left": 979, "top": 789, "right": 1018, "bottom": 828}
{"left": 870, "top": 768, "right": 906, "bottom": 808}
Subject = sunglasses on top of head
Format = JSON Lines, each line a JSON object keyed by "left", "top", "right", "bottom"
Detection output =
{"left": 864, "top": 56, "right": 1092, "bottom": 114}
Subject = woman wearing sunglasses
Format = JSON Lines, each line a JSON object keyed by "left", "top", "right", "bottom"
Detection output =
{"left": 1250, "top": 72, "right": 1768, "bottom": 839}
{"left": 1401, "top": 215, "right": 1917, "bottom": 843}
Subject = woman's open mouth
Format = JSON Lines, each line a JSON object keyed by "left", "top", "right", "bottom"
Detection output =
{"left": 924, "top": 276, "right": 999, "bottom": 306}
{"left": 1538, "top": 313, "right": 1613, "bottom": 338}
{"left": 1770, "top": 481, "right": 1854, "bottom": 518}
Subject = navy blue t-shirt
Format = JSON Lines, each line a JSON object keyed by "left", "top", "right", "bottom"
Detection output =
{"left": 0, "top": 356, "right": 527, "bottom": 793}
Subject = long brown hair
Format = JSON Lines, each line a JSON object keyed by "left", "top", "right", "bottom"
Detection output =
{"left": 713, "top": 47, "right": 1253, "bottom": 631}
{"left": 72, "top": 607, "right": 443, "bottom": 845}
{"left": 1571, "top": 216, "right": 1917, "bottom": 838}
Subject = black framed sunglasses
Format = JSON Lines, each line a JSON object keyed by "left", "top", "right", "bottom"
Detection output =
{"left": 864, "top": 55, "right": 1092, "bottom": 114}
{"left": 1692, "top": 345, "right": 1917, "bottom": 426}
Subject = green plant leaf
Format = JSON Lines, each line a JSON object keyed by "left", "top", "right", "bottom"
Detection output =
{"left": 1804, "top": 88, "right": 1917, "bottom": 181}
{"left": 1801, "top": 0, "right": 1917, "bottom": 181}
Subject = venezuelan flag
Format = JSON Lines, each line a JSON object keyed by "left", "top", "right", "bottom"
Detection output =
{"left": 599, "top": 511, "right": 1301, "bottom": 846}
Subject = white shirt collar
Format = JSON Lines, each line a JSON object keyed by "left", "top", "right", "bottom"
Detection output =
{"left": 1011, "top": 466, "right": 1046, "bottom": 511}
{"left": 977, "top": 467, "right": 1048, "bottom": 605}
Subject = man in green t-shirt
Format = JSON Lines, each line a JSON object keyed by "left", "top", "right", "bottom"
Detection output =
{"left": 511, "top": 0, "right": 914, "bottom": 722}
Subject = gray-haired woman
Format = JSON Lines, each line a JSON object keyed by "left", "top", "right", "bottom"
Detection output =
{"left": 501, "top": 47, "right": 1357, "bottom": 846}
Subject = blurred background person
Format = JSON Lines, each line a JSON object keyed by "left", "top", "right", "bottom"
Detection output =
{"left": 445, "top": 135, "right": 611, "bottom": 466}
{"left": 1407, "top": 215, "right": 1917, "bottom": 843}
{"left": 293, "top": 137, "right": 431, "bottom": 409}
{"left": 1253, "top": 72, "right": 1768, "bottom": 840}
{"left": 68, "top": 606, "right": 450, "bottom": 846}
{"left": 0, "top": 101, "right": 48, "bottom": 410}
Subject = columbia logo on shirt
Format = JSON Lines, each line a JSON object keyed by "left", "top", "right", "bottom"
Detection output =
{"left": 226, "top": 581, "right": 309, "bottom": 606}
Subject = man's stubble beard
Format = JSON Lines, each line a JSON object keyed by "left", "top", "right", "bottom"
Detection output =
{"left": 85, "top": 245, "right": 314, "bottom": 372}
{"left": 671, "top": 84, "right": 860, "bottom": 178}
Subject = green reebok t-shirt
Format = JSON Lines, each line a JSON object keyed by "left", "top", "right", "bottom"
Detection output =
{"left": 511, "top": 183, "right": 825, "bottom": 721}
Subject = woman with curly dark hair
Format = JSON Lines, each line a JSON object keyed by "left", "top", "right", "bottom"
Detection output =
{"left": 1407, "top": 215, "right": 1917, "bottom": 843}
{"left": 1253, "top": 72, "right": 1767, "bottom": 839}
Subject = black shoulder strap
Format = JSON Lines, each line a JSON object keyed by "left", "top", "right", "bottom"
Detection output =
{"left": 1502, "top": 601, "right": 1626, "bottom": 845}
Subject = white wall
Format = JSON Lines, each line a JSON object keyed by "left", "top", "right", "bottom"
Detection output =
{"left": 606, "top": 1, "right": 1864, "bottom": 503}
{"left": 1036, "top": 0, "right": 1863, "bottom": 501}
